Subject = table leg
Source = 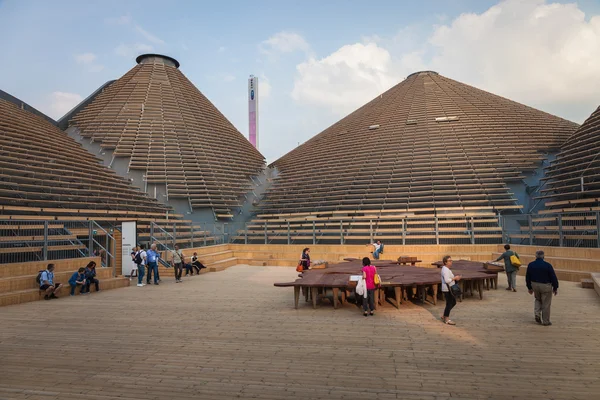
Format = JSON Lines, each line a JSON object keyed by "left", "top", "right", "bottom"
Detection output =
{"left": 432, "top": 284, "right": 438, "bottom": 305}
{"left": 478, "top": 280, "right": 483, "bottom": 300}
{"left": 341, "top": 290, "right": 347, "bottom": 305}
{"left": 394, "top": 287, "right": 401, "bottom": 309}
{"left": 311, "top": 287, "right": 318, "bottom": 309}
{"left": 459, "top": 281, "right": 464, "bottom": 302}
{"left": 378, "top": 288, "right": 385, "bottom": 307}
{"left": 294, "top": 286, "right": 300, "bottom": 309}
{"left": 333, "top": 288, "right": 339, "bottom": 309}
{"left": 303, "top": 287, "right": 309, "bottom": 302}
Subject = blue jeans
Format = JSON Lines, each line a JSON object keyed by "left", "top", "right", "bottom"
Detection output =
{"left": 70, "top": 284, "right": 84, "bottom": 295}
{"left": 147, "top": 262, "right": 159, "bottom": 284}
{"left": 373, "top": 249, "right": 381, "bottom": 259}
{"left": 137, "top": 263, "right": 144, "bottom": 284}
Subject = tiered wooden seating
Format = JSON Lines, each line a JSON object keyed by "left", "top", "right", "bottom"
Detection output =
{"left": 235, "top": 207, "right": 506, "bottom": 244}
{"left": 68, "top": 54, "right": 265, "bottom": 217}
{"left": 258, "top": 71, "right": 577, "bottom": 221}
{"left": 0, "top": 98, "right": 208, "bottom": 247}
{"left": 538, "top": 105, "right": 600, "bottom": 211}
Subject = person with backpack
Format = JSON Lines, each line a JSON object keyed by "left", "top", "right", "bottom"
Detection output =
{"left": 68, "top": 267, "right": 88, "bottom": 296}
{"left": 361, "top": 257, "right": 378, "bottom": 317}
{"left": 38, "top": 263, "right": 63, "bottom": 300}
{"left": 494, "top": 244, "right": 521, "bottom": 292}
{"left": 300, "top": 248, "right": 311, "bottom": 270}
{"left": 84, "top": 261, "right": 100, "bottom": 293}
{"left": 134, "top": 244, "right": 147, "bottom": 287}
{"left": 171, "top": 244, "right": 184, "bottom": 283}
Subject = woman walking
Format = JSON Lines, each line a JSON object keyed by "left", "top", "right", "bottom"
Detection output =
{"left": 441, "top": 255, "right": 461, "bottom": 325}
{"left": 300, "top": 248, "right": 311, "bottom": 271}
{"left": 361, "top": 257, "right": 377, "bottom": 317}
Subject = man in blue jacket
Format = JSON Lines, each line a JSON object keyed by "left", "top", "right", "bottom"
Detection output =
{"left": 526, "top": 250, "right": 559, "bottom": 326}
{"left": 146, "top": 244, "right": 160, "bottom": 285}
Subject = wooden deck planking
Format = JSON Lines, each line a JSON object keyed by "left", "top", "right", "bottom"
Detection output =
{"left": 0, "top": 265, "right": 598, "bottom": 400}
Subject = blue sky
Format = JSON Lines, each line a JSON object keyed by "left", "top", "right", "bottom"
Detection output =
{"left": 1, "top": 0, "right": 600, "bottom": 162}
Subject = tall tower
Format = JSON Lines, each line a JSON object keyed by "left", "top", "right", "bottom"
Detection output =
{"left": 248, "top": 75, "right": 259, "bottom": 149}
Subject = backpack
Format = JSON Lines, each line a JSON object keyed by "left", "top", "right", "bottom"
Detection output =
{"left": 510, "top": 253, "right": 522, "bottom": 268}
{"left": 35, "top": 270, "right": 45, "bottom": 285}
{"left": 134, "top": 251, "right": 143, "bottom": 264}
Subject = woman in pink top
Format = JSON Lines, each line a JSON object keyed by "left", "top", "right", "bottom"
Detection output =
{"left": 361, "top": 257, "right": 377, "bottom": 317}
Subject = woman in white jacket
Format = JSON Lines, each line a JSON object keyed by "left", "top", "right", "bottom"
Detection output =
{"left": 441, "top": 255, "right": 461, "bottom": 325}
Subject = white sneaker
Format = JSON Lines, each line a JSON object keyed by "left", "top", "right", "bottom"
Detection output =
{"left": 137, "top": 283, "right": 143, "bottom": 287}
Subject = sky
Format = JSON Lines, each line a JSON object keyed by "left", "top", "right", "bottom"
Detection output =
{"left": 1, "top": 0, "right": 600, "bottom": 163}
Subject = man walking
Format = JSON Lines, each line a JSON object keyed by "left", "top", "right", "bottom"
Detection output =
{"left": 146, "top": 244, "right": 160, "bottom": 285}
{"left": 526, "top": 250, "right": 559, "bottom": 326}
{"left": 172, "top": 244, "right": 184, "bottom": 283}
{"left": 494, "top": 244, "right": 520, "bottom": 291}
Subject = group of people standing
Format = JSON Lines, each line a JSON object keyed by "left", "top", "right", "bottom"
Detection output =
{"left": 355, "top": 243, "right": 559, "bottom": 327}
{"left": 441, "top": 245, "right": 559, "bottom": 326}
{"left": 130, "top": 244, "right": 207, "bottom": 286}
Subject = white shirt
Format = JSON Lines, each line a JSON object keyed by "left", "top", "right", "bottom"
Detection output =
{"left": 139, "top": 250, "right": 147, "bottom": 266}
{"left": 372, "top": 243, "right": 381, "bottom": 251}
{"left": 441, "top": 266, "right": 455, "bottom": 292}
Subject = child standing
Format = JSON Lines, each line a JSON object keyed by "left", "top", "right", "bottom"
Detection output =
{"left": 68, "top": 267, "right": 87, "bottom": 296}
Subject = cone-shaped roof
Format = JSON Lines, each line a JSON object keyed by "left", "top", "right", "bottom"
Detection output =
{"left": 539, "top": 105, "right": 600, "bottom": 211}
{"left": 0, "top": 97, "right": 170, "bottom": 215}
{"left": 262, "top": 71, "right": 579, "bottom": 215}
{"left": 69, "top": 54, "right": 265, "bottom": 216}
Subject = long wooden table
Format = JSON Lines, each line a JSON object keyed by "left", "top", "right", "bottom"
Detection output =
{"left": 274, "top": 259, "right": 497, "bottom": 310}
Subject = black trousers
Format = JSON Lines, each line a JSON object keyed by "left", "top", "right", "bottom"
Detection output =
{"left": 174, "top": 263, "right": 183, "bottom": 280}
{"left": 362, "top": 289, "right": 376, "bottom": 312}
{"left": 86, "top": 278, "right": 99, "bottom": 292}
{"left": 443, "top": 291, "right": 456, "bottom": 318}
{"left": 192, "top": 261, "right": 206, "bottom": 274}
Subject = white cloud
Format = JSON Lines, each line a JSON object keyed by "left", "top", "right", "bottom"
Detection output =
{"left": 427, "top": 0, "right": 600, "bottom": 109}
{"left": 222, "top": 74, "right": 235, "bottom": 82}
{"left": 135, "top": 25, "right": 165, "bottom": 45}
{"left": 115, "top": 43, "right": 154, "bottom": 58}
{"left": 290, "top": 0, "right": 600, "bottom": 123}
{"left": 48, "top": 92, "right": 83, "bottom": 119}
{"left": 291, "top": 42, "right": 401, "bottom": 115}
{"left": 260, "top": 31, "right": 311, "bottom": 56}
{"left": 218, "top": 46, "right": 226, "bottom": 53}
{"left": 74, "top": 52, "right": 97, "bottom": 64}
{"left": 258, "top": 75, "right": 272, "bottom": 99}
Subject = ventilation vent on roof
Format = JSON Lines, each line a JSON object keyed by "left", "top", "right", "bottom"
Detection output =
{"left": 435, "top": 116, "right": 459, "bottom": 122}
{"left": 368, "top": 124, "right": 380, "bottom": 130}
{"left": 406, "top": 119, "right": 417, "bottom": 125}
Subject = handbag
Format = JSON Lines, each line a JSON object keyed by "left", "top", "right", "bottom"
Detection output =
{"left": 447, "top": 282, "right": 462, "bottom": 297}
{"left": 374, "top": 273, "right": 381, "bottom": 286}
{"left": 509, "top": 253, "right": 521, "bottom": 268}
{"left": 296, "top": 264, "right": 303, "bottom": 273}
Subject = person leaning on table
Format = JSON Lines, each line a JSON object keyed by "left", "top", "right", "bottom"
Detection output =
{"left": 526, "top": 250, "right": 559, "bottom": 326}
{"left": 494, "top": 244, "right": 519, "bottom": 292}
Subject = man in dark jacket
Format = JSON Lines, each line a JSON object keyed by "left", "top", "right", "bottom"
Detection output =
{"left": 526, "top": 250, "right": 559, "bottom": 326}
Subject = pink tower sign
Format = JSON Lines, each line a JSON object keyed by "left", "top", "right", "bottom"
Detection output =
{"left": 248, "top": 75, "right": 259, "bottom": 149}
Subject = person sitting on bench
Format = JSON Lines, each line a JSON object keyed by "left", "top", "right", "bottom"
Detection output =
{"left": 39, "top": 263, "right": 63, "bottom": 300}
{"left": 369, "top": 240, "right": 383, "bottom": 260}
{"left": 68, "top": 267, "right": 87, "bottom": 296}
{"left": 84, "top": 261, "right": 100, "bottom": 293}
{"left": 189, "top": 252, "right": 207, "bottom": 275}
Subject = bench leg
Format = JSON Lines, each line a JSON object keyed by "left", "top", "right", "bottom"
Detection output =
{"left": 333, "top": 288, "right": 339, "bottom": 309}
{"left": 294, "top": 286, "right": 300, "bottom": 309}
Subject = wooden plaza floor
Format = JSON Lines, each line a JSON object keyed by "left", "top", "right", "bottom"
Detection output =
{"left": 0, "top": 265, "right": 599, "bottom": 400}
